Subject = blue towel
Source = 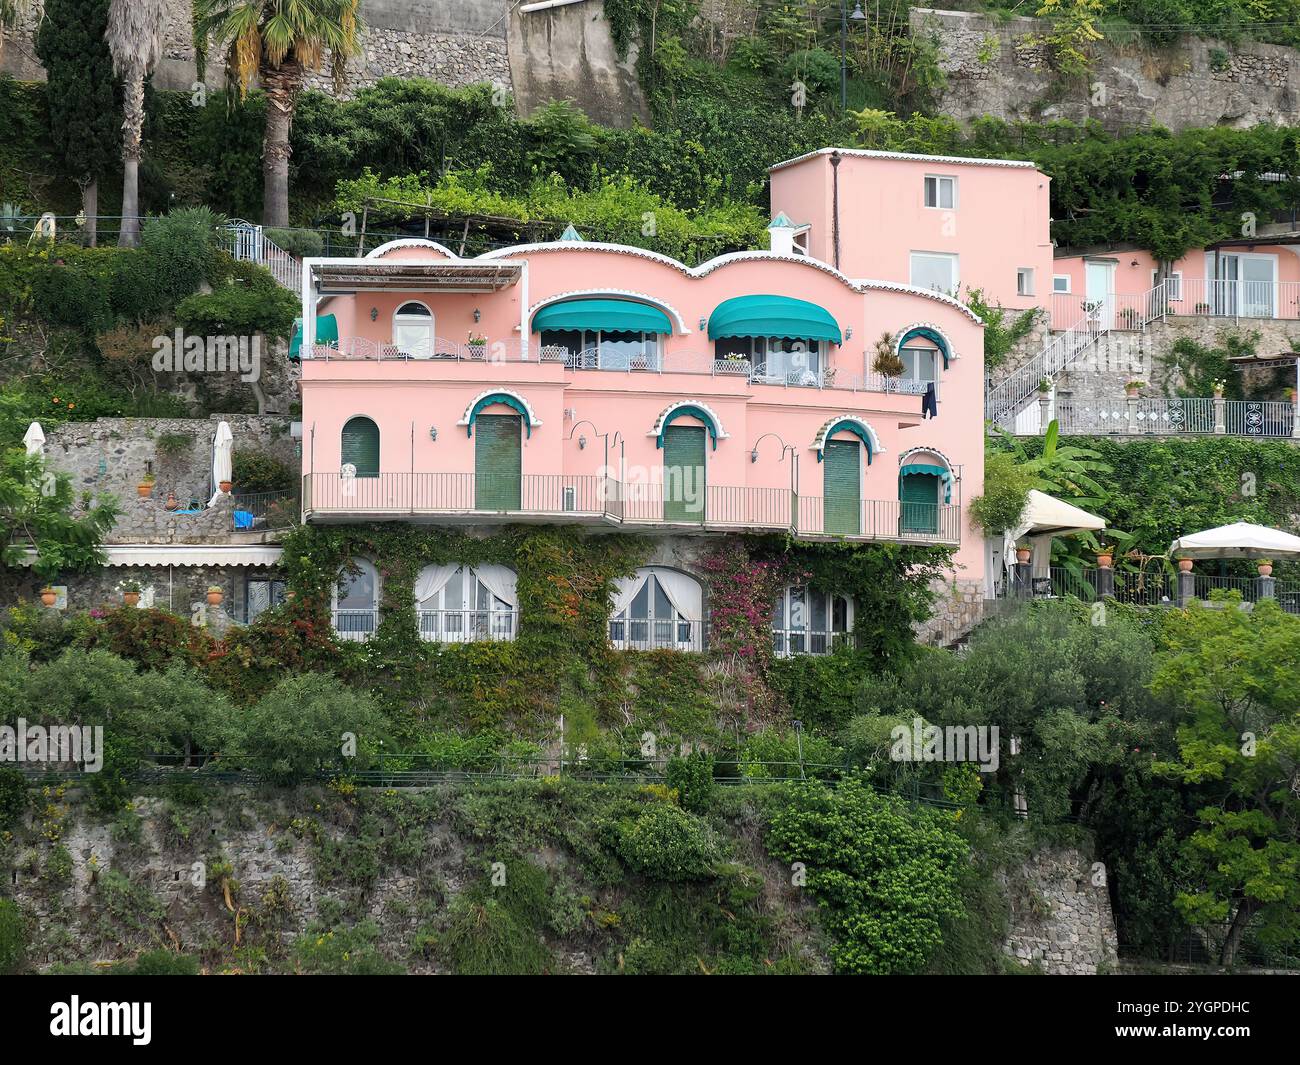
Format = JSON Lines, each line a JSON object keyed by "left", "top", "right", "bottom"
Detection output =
{"left": 233, "top": 510, "right": 254, "bottom": 529}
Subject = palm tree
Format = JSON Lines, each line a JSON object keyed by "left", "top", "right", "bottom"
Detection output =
{"left": 106, "top": 0, "right": 165, "bottom": 247}
{"left": 193, "top": 0, "right": 362, "bottom": 227}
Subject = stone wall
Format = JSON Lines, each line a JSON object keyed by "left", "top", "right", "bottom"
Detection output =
{"left": 42, "top": 415, "right": 298, "bottom": 543}
{"left": 913, "top": 8, "right": 1300, "bottom": 132}
{"left": 1002, "top": 845, "right": 1119, "bottom": 975}
{"left": 915, "top": 577, "right": 987, "bottom": 646}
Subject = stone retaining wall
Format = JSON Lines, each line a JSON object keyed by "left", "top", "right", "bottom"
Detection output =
{"left": 1002, "top": 845, "right": 1120, "bottom": 975}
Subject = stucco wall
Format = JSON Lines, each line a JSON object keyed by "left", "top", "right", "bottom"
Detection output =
{"left": 913, "top": 7, "right": 1300, "bottom": 131}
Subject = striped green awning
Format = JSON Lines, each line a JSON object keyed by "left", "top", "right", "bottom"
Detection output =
{"left": 707, "top": 295, "right": 841, "bottom": 344}
{"left": 289, "top": 313, "right": 338, "bottom": 360}
{"left": 532, "top": 299, "right": 672, "bottom": 335}
{"left": 900, "top": 462, "right": 953, "bottom": 502}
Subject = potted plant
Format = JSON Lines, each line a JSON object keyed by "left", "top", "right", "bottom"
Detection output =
{"left": 1037, "top": 377, "right": 1052, "bottom": 394}
{"left": 1286, "top": 388, "right": 1297, "bottom": 405}
{"left": 121, "top": 580, "right": 141, "bottom": 607}
{"left": 872, "top": 332, "right": 904, "bottom": 379}
{"left": 1124, "top": 379, "right": 1145, "bottom": 397}
{"left": 137, "top": 472, "right": 156, "bottom": 498}
{"left": 206, "top": 585, "right": 224, "bottom": 606}
{"left": 465, "top": 331, "right": 487, "bottom": 358}
{"left": 218, "top": 477, "right": 232, "bottom": 494}
{"left": 1257, "top": 559, "right": 1274, "bottom": 577}
{"left": 1096, "top": 546, "right": 1113, "bottom": 568}
{"left": 1212, "top": 379, "right": 1225, "bottom": 398}
{"left": 1082, "top": 299, "right": 1102, "bottom": 329}
{"left": 1015, "top": 542, "right": 1031, "bottom": 564}
{"left": 164, "top": 490, "right": 179, "bottom": 511}
{"left": 39, "top": 586, "right": 57, "bottom": 607}
{"left": 1177, "top": 558, "right": 1194, "bottom": 573}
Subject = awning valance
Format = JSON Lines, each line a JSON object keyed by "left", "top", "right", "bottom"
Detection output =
{"left": 18, "top": 545, "right": 284, "bottom": 567}
{"left": 649, "top": 401, "right": 727, "bottom": 450}
{"left": 900, "top": 462, "right": 952, "bottom": 502}
{"left": 459, "top": 390, "right": 540, "bottom": 438}
{"left": 532, "top": 298, "right": 672, "bottom": 335}
{"left": 811, "top": 416, "right": 882, "bottom": 463}
{"left": 289, "top": 313, "right": 338, "bottom": 360}
{"left": 707, "top": 295, "right": 842, "bottom": 344}
{"left": 898, "top": 326, "right": 950, "bottom": 368}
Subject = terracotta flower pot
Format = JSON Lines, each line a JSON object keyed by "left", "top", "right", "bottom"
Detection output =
{"left": 123, "top": 591, "right": 140, "bottom": 607}
{"left": 40, "top": 588, "right": 57, "bottom": 607}
{"left": 137, "top": 482, "right": 154, "bottom": 498}
{"left": 1096, "top": 553, "right": 1113, "bottom": 569}
{"left": 1015, "top": 548, "right": 1031, "bottom": 564}
{"left": 1177, "top": 559, "right": 1194, "bottom": 573}
{"left": 206, "top": 588, "right": 223, "bottom": 606}
{"left": 218, "top": 480, "right": 232, "bottom": 493}
{"left": 164, "top": 492, "right": 179, "bottom": 511}
{"left": 1258, "top": 563, "right": 1273, "bottom": 577}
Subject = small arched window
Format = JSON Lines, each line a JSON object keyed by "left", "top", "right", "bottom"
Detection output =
{"left": 609, "top": 567, "right": 703, "bottom": 651}
{"left": 414, "top": 564, "right": 518, "bottom": 643}
{"left": 334, "top": 558, "right": 379, "bottom": 641}
{"left": 340, "top": 416, "right": 380, "bottom": 478}
{"left": 393, "top": 302, "right": 434, "bottom": 358}
{"left": 771, "top": 586, "right": 853, "bottom": 656}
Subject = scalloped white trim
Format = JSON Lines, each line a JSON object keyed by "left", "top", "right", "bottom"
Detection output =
{"left": 647, "top": 400, "right": 729, "bottom": 440}
{"left": 365, "top": 237, "right": 458, "bottom": 260}
{"left": 895, "top": 320, "right": 964, "bottom": 361}
{"left": 897, "top": 445, "right": 956, "bottom": 469}
{"left": 811, "top": 415, "right": 885, "bottom": 456}
{"left": 457, "top": 389, "right": 543, "bottom": 427}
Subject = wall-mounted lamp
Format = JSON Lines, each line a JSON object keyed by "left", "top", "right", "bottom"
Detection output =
{"left": 1130, "top": 260, "right": 1139, "bottom": 267}
{"left": 369, "top": 307, "right": 379, "bottom": 321}
{"left": 473, "top": 308, "right": 482, "bottom": 323}
{"left": 750, "top": 449, "right": 759, "bottom": 463}
{"left": 845, "top": 326, "right": 853, "bottom": 340}
{"left": 429, "top": 426, "right": 438, "bottom": 442}
{"left": 578, "top": 435, "right": 587, "bottom": 450}
{"left": 699, "top": 316, "right": 707, "bottom": 331}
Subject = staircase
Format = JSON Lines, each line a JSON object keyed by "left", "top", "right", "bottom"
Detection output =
{"left": 220, "top": 220, "right": 302, "bottom": 293}
{"left": 985, "top": 316, "right": 1106, "bottom": 429}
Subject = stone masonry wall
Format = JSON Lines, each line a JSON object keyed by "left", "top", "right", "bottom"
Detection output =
{"left": 1002, "top": 845, "right": 1119, "bottom": 975}
{"left": 913, "top": 8, "right": 1300, "bottom": 132}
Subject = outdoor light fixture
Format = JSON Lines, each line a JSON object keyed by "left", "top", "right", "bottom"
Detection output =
{"left": 578, "top": 436, "right": 587, "bottom": 450}
{"left": 845, "top": 326, "right": 853, "bottom": 339}
{"left": 750, "top": 449, "right": 759, "bottom": 463}
{"left": 369, "top": 307, "right": 378, "bottom": 321}
{"left": 699, "top": 317, "right": 707, "bottom": 331}
{"left": 429, "top": 426, "right": 438, "bottom": 441}
{"left": 473, "top": 308, "right": 482, "bottom": 323}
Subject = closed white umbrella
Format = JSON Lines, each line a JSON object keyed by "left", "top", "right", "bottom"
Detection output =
{"left": 1169, "top": 522, "right": 1300, "bottom": 561}
{"left": 209, "top": 421, "right": 233, "bottom": 506}
{"left": 22, "top": 421, "right": 45, "bottom": 457}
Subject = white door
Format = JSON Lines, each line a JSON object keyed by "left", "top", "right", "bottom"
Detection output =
{"left": 1239, "top": 255, "right": 1276, "bottom": 318}
{"left": 1085, "top": 262, "right": 1115, "bottom": 329}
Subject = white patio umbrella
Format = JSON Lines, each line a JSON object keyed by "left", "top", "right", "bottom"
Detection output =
{"left": 209, "top": 421, "right": 233, "bottom": 506}
{"left": 1168, "top": 521, "right": 1300, "bottom": 561}
{"left": 1005, "top": 489, "right": 1107, "bottom": 577}
{"left": 22, "top": 421, "right": 45, "bottom": 457}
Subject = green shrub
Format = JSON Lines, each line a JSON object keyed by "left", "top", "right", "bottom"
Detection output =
{"left": 0, "top": 899, "right": 27, "bottom": 974}
{"left": 438, "top": 896, "right": 551, "bottom": 976}
{"left": 739, "top": 727, "right": 843, "bottom": 779}
{"left": 291, "top": 920, "right": 402, "bottom": 975}
{"left": 264, "top": 227, "right": 324, "bottom": 258}
{"left": 121, "top": 950, "right": 200, "bottom": 975}
{"left": 230, "top": 450, "right": 295, "bottom": 494}
{"left": 0, "top": 766, "right": 28, "bottom": 829}
{"left": 664, "top": 752, "right": 715, "bottom": 813}
{"left": 613, "top": 803, "right": 718, "bottom": 881}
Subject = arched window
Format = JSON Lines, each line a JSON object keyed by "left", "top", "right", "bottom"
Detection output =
{"left": 393, "top": 301, "right": 434, "bottom": 358}
{"left": 341, "top": 416, "right": 380, "bottom": 479}
{"left": 772, "top": 586, "right": 853, "bottom": 656}
{"left": 414, "top": 564, "right": 518, "bottom": 643}
{"left": 609, "top": 567, "right": 703, "bottom": 651}
{"left": 334, "top": 558, "right": 379, "bottom": 641}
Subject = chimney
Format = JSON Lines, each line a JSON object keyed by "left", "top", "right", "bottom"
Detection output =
{"left": 767, "top": 212, "right": 799, "bottom": 256}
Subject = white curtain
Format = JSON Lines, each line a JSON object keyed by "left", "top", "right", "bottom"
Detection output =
{"left": 414, "top": 564, "right": 459, "bottom": 608}
{"left": 475, "top": 564, "right": 518, "bottom": 608}
{"left": 650, "top": 567, "right": 703, "bottom": 623}
{"left": 1029, "top": 533, "right": 1054, "bottom": 579}
{"left": 610, "top": 573, "right": 643, "bottom": 618}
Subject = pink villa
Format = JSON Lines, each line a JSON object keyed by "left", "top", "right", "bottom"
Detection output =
{"left": 296, "top": 152, "right": 996, "bottom": 646}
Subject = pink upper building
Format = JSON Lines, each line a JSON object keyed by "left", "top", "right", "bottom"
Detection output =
{"left": 769, "top": 148, "right": 1053, "bottom": 313}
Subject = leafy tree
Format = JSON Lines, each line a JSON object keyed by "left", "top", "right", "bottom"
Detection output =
{"left": 194, "top": 0, "right": 364, "bottom": 226}
{"left": 0, "top": 452, "right": 117, "bottom": 583}
{"left": 1151, "top": 600, "right": 1300, "bottom": 966}
{"left": 35, "top": 0, "right": 119, "bottom": 247}
{"left": 106, "top": 0, "right": 166, "bottom": 247}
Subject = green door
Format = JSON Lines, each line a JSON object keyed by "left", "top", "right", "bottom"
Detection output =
{"left": 663, "top": 425, "right": 706, "bottom": 523}
{"left": 341, "top": 416, "right": 380, "bottom": 478}
{"left": 823, "top": 440, "right": 861, "bottom": 536}
{"left": 900, "top": 473, "right": 941, "bottom": 534}
{"left": 475, "top": 414, "right": 522, "bottom": 510}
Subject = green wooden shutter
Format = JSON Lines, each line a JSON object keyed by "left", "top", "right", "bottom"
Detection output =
{"left": 900, "top": 473, "right": 940, "bottom": 533}
{"left": 663, "top": 425, "right": 706, "bottom": 523}
{"left": 823, "top": 440, "right": 861, "bottom": 535}
{"left": 341, "top": 417, "right": 380, "bottom": 478}
{"left": 475, "top": 414, "right": 522, "bottom": 510}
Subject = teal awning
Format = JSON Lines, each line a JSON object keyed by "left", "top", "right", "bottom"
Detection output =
{"left": 707, "top": 295, "right": 841, "bottom": 344}
{"left": 898, "top": 326, "right": 950, "bottom": 368}
{"left": 532, "top": 299, "right": 672, "bottom": 335}
{"left": 654, "top": 403, "right": 724, "bottom": 450}
{"left": 900, "top": 462, "right": 952, "bottom": 502}
{"left": 289, "top": 313, "right": 338, "bottom": 361}
{"left": 466, "top": 392, "right": 535, "bottom": 438}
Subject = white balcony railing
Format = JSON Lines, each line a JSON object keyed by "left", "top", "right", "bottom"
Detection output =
{"left": 1050, "top": 279, "right": 1300, "bottom": 330}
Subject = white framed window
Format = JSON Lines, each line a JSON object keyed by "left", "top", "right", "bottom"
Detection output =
{"left": 1052, "top": 274, "right": 1071, "bottom": 294}
{"left": 393, "top": 302, "right": 434, "bottom": 358}
{"left": 923, "top": 174, "right": 956, "bottom": 210}
{"left": 772, "top": 586, "right": 853, "bottom": 656}
{"left": 909, "top": 252, "right": 959, "bottom": 296}
{"left": 900, "top": 346, "right": 939, "bottom": 385}
{"left": 1152, "top": 270, "right": 1182, "bottom": 300}
{"left": 609, "top": 567, "right": 703, "bottom": 651}
{"left": 333, "top": 558, "right": 379, "bottom": 642}
{"left": 1017, "top": 268, "right": 1035, "bottom": 296}
{"left": 415, "top": 564, "right": 517, "bottom": 643}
